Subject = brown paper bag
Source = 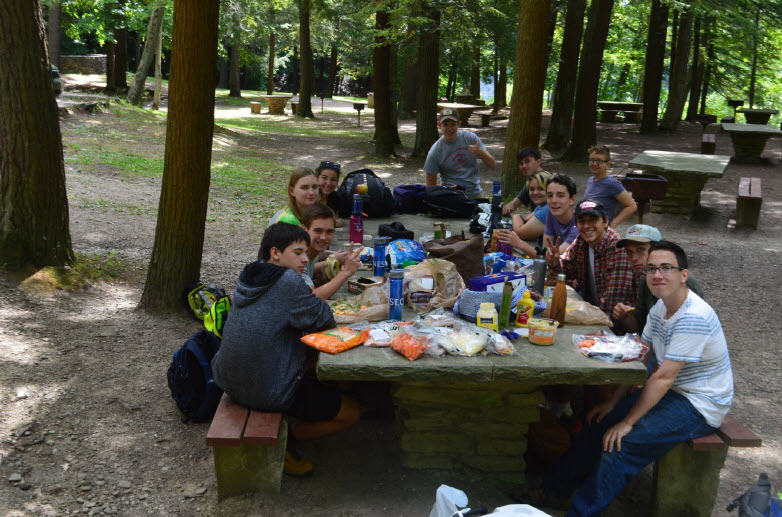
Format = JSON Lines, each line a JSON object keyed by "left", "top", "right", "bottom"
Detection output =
{"left": 422, "top": 231, "right": 484, "bottom": 284}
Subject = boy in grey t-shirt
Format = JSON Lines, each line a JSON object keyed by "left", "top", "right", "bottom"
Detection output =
{"left": 424, "top": 107, "right": 497, "bottom": 197}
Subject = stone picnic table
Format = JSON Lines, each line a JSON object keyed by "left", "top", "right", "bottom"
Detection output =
{"left": 317, "top": 323, "right": 646, "bottom": 483}
{"left": 628, "top": 150, "right": 730, "bottom": 215}
{"left": 721, "top": 122, "right": 782, "bottom": 163}
{"left": 736, "top": 108, "right": 778, "bottom": 125}
{"left": 258, "top": 94, "right": 292, "bottom": 115}
{"left": 437, "top": 102, "right": 483, "bottom": 126}
{"left": 596, "top": 101, "right": 643, "bottom": 123}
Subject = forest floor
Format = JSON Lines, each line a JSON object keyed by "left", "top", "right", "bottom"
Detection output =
{"left": 2, "top": 79, "right": 781, "bottom": 516}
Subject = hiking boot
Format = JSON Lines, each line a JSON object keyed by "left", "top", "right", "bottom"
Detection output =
{"left": 510, "top": 484, "right": 572, "bottom": 511}
{"left": 283, "top": 450, "right": 313, "bottom": 477}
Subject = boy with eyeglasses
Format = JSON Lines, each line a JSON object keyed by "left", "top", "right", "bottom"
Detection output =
{"left": 584, "top": 145, "right": 637, "bottom": 226}
{"left": 515, "top": 241, "right": 733, "bottom": 515}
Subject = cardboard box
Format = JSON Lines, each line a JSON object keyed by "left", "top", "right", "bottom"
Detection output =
{"left": 468, "top": 273, "right": 526, "bottom": 293}
{"left": 347, "top": 276, "right": 385, "bottom": 295}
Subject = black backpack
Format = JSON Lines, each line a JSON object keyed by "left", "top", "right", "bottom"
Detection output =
{"left": 422, "top": 186, "right": 480, "bottom": 219}
{"left": 332, "top": 168, "right": 395, "bottom": 218}
{"left": 167, "top": 330, "right": 223, "bottom": 423}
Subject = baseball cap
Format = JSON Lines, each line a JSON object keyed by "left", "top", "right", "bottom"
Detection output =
{"left": 616, "top": 224, "right": 662, "bottom": 248}
{"left": 439, "top": 107, "right": 460, "bottom": 123}
{"left": 574, "top": 199, "right": 607, "bottom": 219}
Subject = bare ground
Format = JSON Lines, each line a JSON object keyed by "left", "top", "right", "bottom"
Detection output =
{"left": 1, "top": 91, "right": 781, "bottom": 516}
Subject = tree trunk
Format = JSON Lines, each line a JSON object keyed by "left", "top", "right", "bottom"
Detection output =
{"left": 640, "top": 0, "right": 668, "bottom": 134}
{"left": 445, "top": 64, "right": 455, "bottom": 101}
{"left": 228, "top": 43, "right": 241, "bottom": 97}
{"left": 685, "top": 16, "right": 701, "bottom": 121}
{"left": 153, "top": 17, "right": 163, "bottom": 109}
{"left": 492, "top": 44, "right": 499, "bottom": 112}
{"left": 296, "top": 0, "right": 314, "bottom": 117}
{"left": 669, "top": 9, "right": 679, "bottom": 81}
{"left": 140, "top": 0, "right": 220, "bottom": 311}
{"left": 561, "top": 0, "right": 614, "bottom": 162}
{"left": 470, "top": 44, "right": 480, "bottom": 100}
{"left": 127, "top": 6, "right": 165, "bottom": 106}
{"left": 545, "top": 0, "right": 559, "bottom": 62}
{"left": 660, "top": 9, "right": 693, "bottom": 131}
{"left": 700, "top": 19, "right": 713, "bottom": 114}
{"left": 373, "top": 6, "right": 395, "bottom": 155}
{"left": 544, "top": 0, "right": 586, "bottom": 151}
{"left": 498, "top": 61, "right": 507, "bottom": 108}
{"left": 326, "top": 43, "right": 337, "bottom": 97}
{"left": 47, "top": 0, "right": 60, "bottom": 67}
{"left": 389, "top": 41, "right": 401, "bottom": 145}
{"left": 217, "top": 58, "right": 228, "bottom": 89}
{"left": 114, "top": 28, "right": 128, "bottom": 89}
{"left": 749, "top": 7, "right": 760, "bottom": 107}
{"left": 0, "top": 0, "right": 73, "bottom": 270}
{"left": 292, "top": 44, "right": 299, "bottom": 94}
{"left": 267, "top": 33, "right": 276, "bottom": 94}
{"left": 398, "top": 44, "right": 417, "bottom": 118}
{"left": 411, "top": 5, "right": 440, "bottom": 158}
{"left": 105, "top": 39, "right": 116, "bottom": 91}
{"left": 501, "top": 0, "right": 550, "bottom": 194}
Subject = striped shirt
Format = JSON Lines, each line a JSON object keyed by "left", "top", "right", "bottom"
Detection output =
{"left": 642, "top": 291, "right": 733, "bottom": 427}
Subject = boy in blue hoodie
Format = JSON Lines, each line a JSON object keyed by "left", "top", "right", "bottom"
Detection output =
{"left": 212, "top": 222, "right": 359, "bottom": 475}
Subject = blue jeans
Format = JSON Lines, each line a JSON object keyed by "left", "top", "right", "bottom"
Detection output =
{"left": 542, "top": 389, "right": 716, "bottom": 517}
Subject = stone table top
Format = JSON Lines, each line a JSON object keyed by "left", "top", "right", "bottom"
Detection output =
{"left": 437, "top": 102, "right": 483, "bottom": 110}
{"left": 628, "top": 150, "right": 730, "bottom": 178}
{"left": 735, "top": 108, "right": 779, "bottom": 115}
{"left": 317, "top": 324, "right": 647, "bottom": 386}
{"left": 721, "top": 123, "right": 782, "bottom": 135}
{"left": 258, "top": 94, "right": 292, "bottom": 99}
{"left": 596, "top": 101, "right": 643, "bottom": 110}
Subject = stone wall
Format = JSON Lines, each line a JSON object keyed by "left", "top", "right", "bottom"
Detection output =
{"left": 60, "top": 55, "right": 107, "bottom": 75}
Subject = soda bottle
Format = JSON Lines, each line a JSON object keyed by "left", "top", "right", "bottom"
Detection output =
{"left": 349, "top": 193, "right": 364, "bottom": 244}
{"left": 550, "top": 273, "right": 567, "bottom": 328}
{"left": 388, "top": 269, "right": 405, "bottom": 321}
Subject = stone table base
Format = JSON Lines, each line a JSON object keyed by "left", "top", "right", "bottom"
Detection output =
{"left": 260, "top": 95, "right": 291, "bottom": 115}
{"left": 650, "top": 172, "right": 710, "bottom": 214}
{"left": 727, "top": 132, "right": 774, "bottom": 163}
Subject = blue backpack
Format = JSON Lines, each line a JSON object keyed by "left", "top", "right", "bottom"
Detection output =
{"left": 167, "top": 330, "right": 223, "bottom": 423}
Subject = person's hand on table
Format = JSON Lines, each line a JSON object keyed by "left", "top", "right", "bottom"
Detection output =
{"left": 545, "top": 237, "right": 562, "bottom": 269}
{"left": 340, "top": 245, "right": 363, "bottom": 277}
{"left": 612, "top": 302, "right": 634, "bottom": 321}
{"left": 497, "top": 228, "right": 523, "bottom": 249}
{"left": 603, "top": 420, "right": 633, "bottom": 453}
{"left": 587, "top": 401, "right": 615, "bottom": 425}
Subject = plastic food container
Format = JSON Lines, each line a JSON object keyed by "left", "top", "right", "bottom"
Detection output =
{"left": 527, "top": 318, "right": 560, "bottom": 345}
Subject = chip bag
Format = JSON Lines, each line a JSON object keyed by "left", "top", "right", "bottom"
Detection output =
{"left": 301, "top": 327, "right": 370, "bottom": 354}
{"left": 391, "top": 331, "right": 428, "bottom": 361}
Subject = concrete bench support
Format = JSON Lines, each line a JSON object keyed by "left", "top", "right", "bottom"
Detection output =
{"left": 250, "top": 102, "right": 262, "bottom": 114}
{"left": 206, "top": 393, "right": 286, "bottom": 500}
{"left": 736, "top": 177, "right": 762, "bottom": 229}
{"left": 701, "top": 133, "right": 716, "bottom": 154}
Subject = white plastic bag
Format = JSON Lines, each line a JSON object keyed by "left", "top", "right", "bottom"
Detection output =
{"left": 429, "top": 485, "right": 469, "bottom": 517}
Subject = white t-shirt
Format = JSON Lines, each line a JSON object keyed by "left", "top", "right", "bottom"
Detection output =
{"left": 642, "top": 291, "right": 733, "bottom": 428}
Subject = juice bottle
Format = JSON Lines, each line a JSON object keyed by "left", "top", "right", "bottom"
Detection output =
{"left": 515, "top": 290, "right": 536, "bottom": 327}
{"left": 550, "top": 273, "right": 567, "bottom": 328}
{"left": 476, "top": 302, "right": 499, "bottom": 332}
{"left": 349, "top": 193, "right": 364, "bottom": 244}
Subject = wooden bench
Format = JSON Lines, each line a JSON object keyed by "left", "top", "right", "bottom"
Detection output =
{"left": 599, "top": 109, "right": 621, "bottom": 122}
{"left": 736, "top": 177, "right": 762, "bottom": 229}
{"left": 701, "top": 133, "right": 716, "bottom": 154}
{"left": 474, "top": 111, "right": 492, "bottom": 127}
{"left": 622, "top": 110, "right": 642, "bottom": 123}
{"left": 206, "top": 393, "right": 287, "bottom": 500}
{"left": 651, "top": 414, "right": 762, "bottom": 517}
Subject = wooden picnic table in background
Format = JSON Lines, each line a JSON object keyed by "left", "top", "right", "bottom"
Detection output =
{"left": 721, "top": 123, "right": 782, "bottom": 163}
{"left": 596, "top": 101, "right": 643, "bottom": 123}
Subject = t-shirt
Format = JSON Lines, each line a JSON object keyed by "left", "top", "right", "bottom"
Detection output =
{"left": 515, "top": 185, "right": 532, "bottom": 210}
{"left": 302, "top": 259, "right": 315, "bottom": 287}
{"left": 423, "top": 130, "right": 488, "bottom": 197}
{"left": 544, "top": 214, "right": 578, "bottom": 245}
{"left": 584, "top": 175, "right": 626, "bottom": 221}
{"left": 634, "top": 273, "right": 704, "bottom": 331}
{"left": 532, "top": 204, "right": 549, "bottom": 225}
{"left": 642, "top": 291, "right": 733, "bottom": 428}
{"left": 269, "top": 206, "right": 301, "bottom": 226}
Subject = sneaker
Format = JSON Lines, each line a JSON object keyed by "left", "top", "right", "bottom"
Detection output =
{"left": 510, "top": 484, "right": 572, "bottom": 511}
{"left": 283, "top": 451, "right": 313, "bottom": 477}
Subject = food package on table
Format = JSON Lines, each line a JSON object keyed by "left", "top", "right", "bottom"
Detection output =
{"left": 387, "top": 239, "right": 426, "bottom": 268}
{"left": 420, "top": 308, "right": 460, "bottom": 328}
{"left": 364, "top": 320, "right": 414, "bottom": 347}
{"left": 487, "top": 333, "right": 516, "bottom": 355}
{"left": 404, "top": 259, "right": 466, "bottom": 313}
{"left": 391, "top": 330, "right": 429, "bottom": 361}
{"left": 541, "top": 285, "right": 612, "bottom": 327}
{"left": 301, "top": 326, "right": 370, "bottom": 354}
{"left": 434, "top": 321, "right": 492, "bottom": 357}
{"left": 573, "top": 331, "right": 648, "bottom": 362}
{"left": 330, "top": 285, "right": 388, "bottom": 324}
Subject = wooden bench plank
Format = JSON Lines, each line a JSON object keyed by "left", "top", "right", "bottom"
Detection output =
{"left": 716, "top": 415, "right": 762, "bottom": 447}
{"left": 690, "top": 433, "right": 725, "bottom": 451}
{"left": 750, "top": 177, "right": 762, "bottom": 198}
{"left": 206, "top": 393, "right": 249, "bottom": 447}
{"left": 738, "top": 177, "right": 751, "bottom": 198}
{"left": 243, "top": 411, "right": 283, "bottom": 446}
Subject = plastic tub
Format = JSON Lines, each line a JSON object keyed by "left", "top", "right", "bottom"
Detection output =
{"left": 527, "top": 318, "right": 560, "bottom": 346}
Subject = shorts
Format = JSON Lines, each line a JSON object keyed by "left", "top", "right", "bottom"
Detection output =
{"left": 286, "top": 376, "right": 342, "bottom": 422}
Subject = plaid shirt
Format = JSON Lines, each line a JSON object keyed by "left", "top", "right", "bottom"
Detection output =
{"left": 548, "top": 227, "right": 636, "bottom": 316}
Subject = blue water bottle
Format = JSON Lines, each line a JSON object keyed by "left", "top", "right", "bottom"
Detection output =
{"left": 373, "top": 237, "right": 390, "bottom": 277}
{"left": 388, "top": 269, "right": 405, "bottom": 321}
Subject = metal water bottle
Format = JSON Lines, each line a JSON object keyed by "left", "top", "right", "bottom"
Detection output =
{"left": 389, "top": 269, "right": 405, "bottom": 321}
{"left": 550, "top": 273, "right": 567, "bottom": 328}
{"left": 373, "top": 237, "right": 390, "bottom": 277}
{"left": 532, "top": 258, "right": 547, "bottom": 293}
{"left": 349, "top": 193, "right": 364, "bottom": 244}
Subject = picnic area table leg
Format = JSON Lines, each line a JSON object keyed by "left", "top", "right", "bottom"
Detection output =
{"left": 649, "top": 171, "right": 710, "bottom": 215}
{"left": 727, "top": 132, "right": 773, "bottom": 163}
{"left": 393, "top": 381, "right": 543, "bottom": 484}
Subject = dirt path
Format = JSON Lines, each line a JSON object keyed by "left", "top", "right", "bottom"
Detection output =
{"left": 1, "top": 96, "right": 781, "bottom": 516}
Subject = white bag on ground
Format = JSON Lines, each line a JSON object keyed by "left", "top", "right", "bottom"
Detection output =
{"left": 430, "top": 484, "right": 469, "bottom": 517}
{"left": 487, "top": 504, "right": 553, "bottom": 516}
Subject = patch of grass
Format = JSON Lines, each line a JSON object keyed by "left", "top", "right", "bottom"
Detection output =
{"left": 217, "top": 116, "right": 366, "bottom": 139}
{"left": 69, "top": 147, "right": 164, "bottom": 178}
{"left": 333, "top": 95, "right": 368, "bottom": 103}
{"left": 74, "top": 196, "right": 156, "bottom": 216}
{"left": 17, "top": 251, "right": 134, "bottom": 293}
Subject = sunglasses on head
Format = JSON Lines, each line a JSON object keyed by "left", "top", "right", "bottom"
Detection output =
{"left": 320, "top": 161, "right": 341, "bottom": 170}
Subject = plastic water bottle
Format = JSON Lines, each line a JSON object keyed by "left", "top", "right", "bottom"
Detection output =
{"left": 533, "top": 258, "right": 547, "bottom": 293}
{"left": 349, "top": 193, "right": 363, "bottom": 244}
{"left": 388, "top": 269, "right": 404, "bottom": 321}
{"left": 490, "top": 178, "right": 503, "bottom": 229}
{"left": 373, "top": 237, "right": 389, "bottom": 277}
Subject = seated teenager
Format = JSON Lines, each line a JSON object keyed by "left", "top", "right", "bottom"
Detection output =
{"left": 300, "top": 204, "right": 362, "bottom": 299}
{"left": 612, "top": 224, "right": 704, "bottom": 335}
{"left": 502, "top": 147, "right": 545, "bottom": 216}
{"left": 211, "top": 222, "right": 360, "bottom": 475}
{"left": 515, "top": 241, "right": 732, "bottom": 516}
{"left": 316, "top": 160, "right": 341, "bottom": 210}
{"left": 496, "top": 171, "right": 551, "bottom": 258}
{"left": 545, "top": 199, "right": 635, "bottom": 318}
{"left": 584, "top": 145, "right": 637, "bottom": 227}
{"left": 543, "top": 173, "right": 579, "bottom": 254}
{"left": 269, "top": 168, "right": 320, "bottom": 226}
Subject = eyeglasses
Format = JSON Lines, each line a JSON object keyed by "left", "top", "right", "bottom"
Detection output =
{"left": 320, "top": 161, "right": 341, "bottom": 170}
{"left": 642, "top": 265, "right": 685, "bottom": 276}
{"left": 588, "top": 159, "right": 608, "bottom": 164}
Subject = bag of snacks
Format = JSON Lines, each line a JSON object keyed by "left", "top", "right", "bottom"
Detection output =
{"left": 390, "top": 330, "right": 428, "bottom": 361}
{"left": 572, "top": 331, "right": 648, "bottom": 362}
{"left": 330, "top": 285, "right": 389, "bottom": 324}
{"left": 301, "top": 327, "right": 370, "bottom": 354}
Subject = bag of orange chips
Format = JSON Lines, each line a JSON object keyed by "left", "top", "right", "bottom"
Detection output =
{"left": 390, "top": 331, "right": 428, "bottom": 361}
{"left": 301, "top": 327, "right": 369, "bottom": 354}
